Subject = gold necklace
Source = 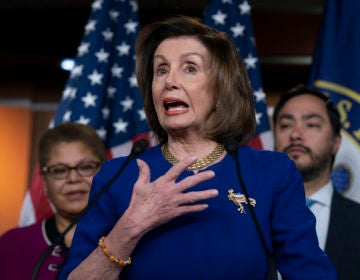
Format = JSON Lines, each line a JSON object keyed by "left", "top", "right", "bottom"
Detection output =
{"left": 161, "top": 142, "right": 225, "bottom": 171}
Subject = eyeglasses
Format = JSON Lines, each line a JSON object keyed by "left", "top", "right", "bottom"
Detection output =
{"left": 41, "top": 161, "right": 100, "bottom": 180}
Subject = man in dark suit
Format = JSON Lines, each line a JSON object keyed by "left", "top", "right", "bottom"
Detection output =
{"left": 273, "top": 84, "right": 360, "bottom": 280}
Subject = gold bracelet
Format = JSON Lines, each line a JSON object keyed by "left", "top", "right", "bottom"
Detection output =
{"left": 98, "top": 236, "right": 132, "bottom": 266}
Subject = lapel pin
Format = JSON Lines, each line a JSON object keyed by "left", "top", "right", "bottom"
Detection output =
{"left": 228, "top": 189, "right": 256, "bottom": 214}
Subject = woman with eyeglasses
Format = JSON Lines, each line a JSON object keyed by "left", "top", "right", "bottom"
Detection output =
{"left": 0, "top": 122, "right": 106, "bottom": 280}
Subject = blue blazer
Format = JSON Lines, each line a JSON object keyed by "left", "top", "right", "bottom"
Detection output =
{"left": 326, "top": 191, "right": 360, "bottom": 280}
{"left": 59, "top": 145, "right": 336, "bottom": 279}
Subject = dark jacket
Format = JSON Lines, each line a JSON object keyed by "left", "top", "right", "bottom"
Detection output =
{"left": 325, "top": 191, "right": 360, "bottom": 280}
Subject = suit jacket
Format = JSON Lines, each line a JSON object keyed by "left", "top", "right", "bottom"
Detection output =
{"left": 325, "top": 191, "right": 360, "bottom": 280}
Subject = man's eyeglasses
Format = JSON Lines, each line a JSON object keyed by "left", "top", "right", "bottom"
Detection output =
{"left": 41, "top": 161, "right": 100, "bottom": 180}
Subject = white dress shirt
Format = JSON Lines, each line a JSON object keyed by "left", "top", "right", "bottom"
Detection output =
{"left": 307, "top": 181, "right": 333, "bottom": 250}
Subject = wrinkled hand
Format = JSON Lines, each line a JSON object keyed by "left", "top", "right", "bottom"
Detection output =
{"left": 124, "top": 156, "right": 218, "bottom": 233}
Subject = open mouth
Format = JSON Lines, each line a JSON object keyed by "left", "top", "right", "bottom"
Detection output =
{"left": 163, "top": 99, "right": 189, "bottom": 112}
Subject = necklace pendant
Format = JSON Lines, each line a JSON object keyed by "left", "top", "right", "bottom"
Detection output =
{"left": 228, "top": 189, "right": 256, "bottom": 214}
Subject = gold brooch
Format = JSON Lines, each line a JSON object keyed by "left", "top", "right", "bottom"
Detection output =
{"left": 228, "top": 189, "right": 256, "bottom": 214}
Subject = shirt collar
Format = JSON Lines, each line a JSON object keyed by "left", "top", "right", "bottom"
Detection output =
{"left": 309, "top": 181, "right": 333, "bottom": 207}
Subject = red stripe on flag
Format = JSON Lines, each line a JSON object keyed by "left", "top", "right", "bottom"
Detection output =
{"left": 132, "top": 132, "right": 152, "bottom": 148}
{"left": 29, "top": 165, "right": 54, "bottom": 221}
{"left": 248, "top": 135, "right": 263, "bottom": 150}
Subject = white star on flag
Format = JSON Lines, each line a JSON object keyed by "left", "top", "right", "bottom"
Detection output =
{"left": 81, "top": 92, "right": 97, "bottom": 108}
{"left": 92, "top": 0, "right": 102, "bottom": 11}
{"left": 128, "top": 73, "right": 138, "bottom": 87}
{"left": 70, "top": 65, "right": 84, "bottom": 78}
{"left": 107, "top": 86, "right": 116, "bottom": 97}
{"left": 243, "top": 53, "right": 258, "bottom": 69}
{"left": 111, "top": 64, "right": 124, "bottom": 78}
{"left": 77, "top": 115, "right": 91, "bottom": 125}
{"left": 124, "top": 20, "right": 138, "bottom": 34}
{"left": 255, "top": 111, "right": 263, "bottom": 125}
{"left": 113, "top": 118, "right": 128, "bottom": 133}
{"left": 95, "top": 48, "right": 110, "bottom": 63}
{"left": 88, "top": 70, "right": 103, "bottom": 85}
{"left": 109, "top": 10, "right": 120, "bottom": 21}
{"left": 102, "top": 29, "right": 114, "bottom": 41}
{"left": 85, "top": 20, "right": 96, "bottom": 34}
{"left": 121, "top": 96, "right": 134, "bottom": 112}
{"left": 212, "top": 10, "right": 227, "bottom": 25}
{"left": 130, "top": 0, "right": 138, "bottom": 12}
{"left": 63, "top": 111, "right": 71, "bottom": 122}
{"left": 230, "top": 23, "right": 245, "bottom": 37}
{"left": 138, "top": 109, "right": 146, "bottom": 121}
{"left": 239, "top": 1, "right": 251, "bottom": 15}
{"left": 63, "top": 87, "right": 77, "bottom": 100}
{"left": 117, "top": 42, "right": 131, "bottom": 56}
{"left": 254, "top": 89, "right": 266, "bottom": 103}
{"left": 102, "top": 107, "right": 110, "bottom": 119}
{"left": 97, "top": 127, "right": 107, "bottom": 140}
{"left": 77, "top": 42, "right": 90, "bottom": 56}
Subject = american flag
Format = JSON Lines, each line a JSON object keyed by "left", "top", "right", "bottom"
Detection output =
{"left": 19, "top": 0, "right": 153, "bottom": 226}
{"left": 204, "top": 0, "right": 273, "bottom": 150}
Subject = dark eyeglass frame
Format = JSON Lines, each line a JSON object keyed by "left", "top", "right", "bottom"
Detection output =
{"left": 41, "top": 161, "right": 101, "bottom": 180}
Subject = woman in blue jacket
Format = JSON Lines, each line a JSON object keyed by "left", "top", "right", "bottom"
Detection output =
{"left": 60, "top": 15, "right": 336, "bottom": 280}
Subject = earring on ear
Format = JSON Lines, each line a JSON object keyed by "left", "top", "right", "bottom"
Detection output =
{"left": 216, "top": 101, "right": 220, "bottom": 108}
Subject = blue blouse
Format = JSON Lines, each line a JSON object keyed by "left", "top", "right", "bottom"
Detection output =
{"left": 59, "top": 145, "right": 337, "bottom": 279}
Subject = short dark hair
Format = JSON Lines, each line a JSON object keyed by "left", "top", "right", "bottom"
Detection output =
{"left": 38, "top": 122, "right": 107, "bottom": 169}
{"left": 273, "top": 84, "right": 341, "bottom": 137}
{"left": 135, "top": 15, "right": 256, "bottom": 145}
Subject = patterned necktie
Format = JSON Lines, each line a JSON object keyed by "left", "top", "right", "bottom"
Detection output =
{"left": 306, "top": 198, "right": 316, "bottom": 208}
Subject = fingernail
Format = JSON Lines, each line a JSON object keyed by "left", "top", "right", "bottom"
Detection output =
{"left": 212, "top": 189, "right": 219, "bottom": 196}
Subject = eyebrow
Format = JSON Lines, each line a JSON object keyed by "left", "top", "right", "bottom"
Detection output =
{"left": 154, "top": 52, "right": 206, "bottom": 62}
{"left": 47, "top": 158, "right": 97, "bottom": 167}
{"left": 278, "top": 113, "right": 325, "bottom": 122}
